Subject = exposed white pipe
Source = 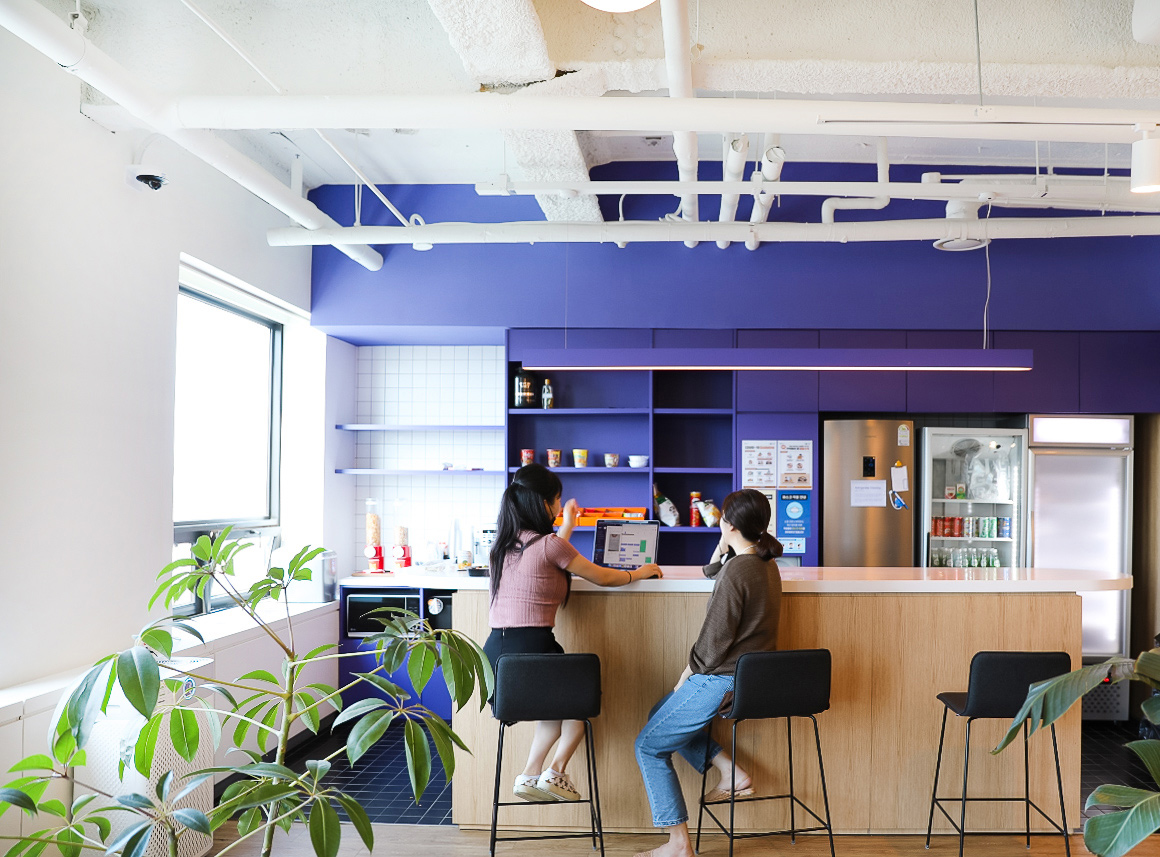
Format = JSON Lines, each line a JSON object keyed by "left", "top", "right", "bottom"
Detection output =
{"left": 660, "top": 0, "right": 698, "bottom": 247}
{"left": 172, "top": 93, "right": 1159, "bottom": 145}
{"left": 268, "top": 214, "right": 1160, "bottom": 247}
{"left": 746, "top": 136, "right": 785, "bottom": 251}
{"left": 0, "top": 0, "right": 383, "bottom": 271}
{"left": 716, "top": 134, "right": 750, "bottom": 249}
{"left": 821, "top": 138, "right": 890, "bottom": 223}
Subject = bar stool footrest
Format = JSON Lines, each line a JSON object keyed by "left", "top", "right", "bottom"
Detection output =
{"left": 932, "top": 796, "right": 1070, "bottom": 836}
{"left": 701, "top": 793, "right": 832, "bottom": 840}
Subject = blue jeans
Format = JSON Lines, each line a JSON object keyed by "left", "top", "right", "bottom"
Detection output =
{"left": 634, "top": 673, "right": 734, "bottom": 828}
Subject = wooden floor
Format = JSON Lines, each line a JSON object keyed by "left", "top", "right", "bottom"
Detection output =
{"left": 209, "top": 821, "right": 1158, "bottom": 857}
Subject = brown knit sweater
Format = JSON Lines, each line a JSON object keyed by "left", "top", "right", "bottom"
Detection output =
{"left": 688, "top": 552, "right": 782, "bottom": 676}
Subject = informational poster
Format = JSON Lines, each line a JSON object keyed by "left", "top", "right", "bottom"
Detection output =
{"left": 776, "top": 440, "right": 813, "bottom": 488}
{"left": 741, "top": 440, "right": 778, "bottom": 488}
{"left": 777, "top": 492, "right": 811, "bottom": 538}
{"left": 851, "top": 479, "right": 887, "bottom": 507}
{"left": 780, "top": 538, "right": 806, "bottom": 555}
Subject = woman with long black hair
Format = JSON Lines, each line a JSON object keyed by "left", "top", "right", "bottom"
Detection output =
{"left": 632, "top": 488, "right": 783, "bottom": 857}
{"left": 487, "top": 463, "right": 663, "bottom": 803}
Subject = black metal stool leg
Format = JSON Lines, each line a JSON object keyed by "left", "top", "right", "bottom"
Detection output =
{"left": 490, "top": 722, "right": 506, "bottom": 857}
{"left": 959, "top": 719, "right": 973, "bottom": 857}
{"left": 696, "top": 726, "right": 711, "bottom": 854}
{"left": 787, "top": 716, "right": 797, "bottom": 844}
{"left": 1023, "top": 720, "right": 1031, "bottom": 849}
{"left": 926, "top": 706, "right": 949, "bottom": 848}
{"left": 582, "top": 720, "right": 596, "bottom": 851}
{"left": 1051, "top": 724, "right": 1071, "bottom": 857}
{"left": 585, "top": 719, "right": 605, "bottom": 857}
{"left": 811, "top": 715, "right": 836, "bottom": 857}
{"left": 728, "top": 721, "right": 739, "bottom": 857}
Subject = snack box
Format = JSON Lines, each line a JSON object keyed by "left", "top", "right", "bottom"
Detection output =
{"left": 554, "top": 507, "right": 647, "bottom": 527}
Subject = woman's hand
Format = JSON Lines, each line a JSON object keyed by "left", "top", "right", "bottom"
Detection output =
{"left": 635, "top": 563, "right": 663, "bottom": 580}
{"left": 562, "top": 498, "right": 580, "bottom": 528}
{"left": 674, "top": 665, "right": 693, "bottom": 692}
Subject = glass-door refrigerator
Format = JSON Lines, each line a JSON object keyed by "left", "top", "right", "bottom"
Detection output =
{"left": 1027, "top": 414, "right": 1133, "bottom": 720}
{"left": 921, "top": 428, "right": 1028, "bottom": 571}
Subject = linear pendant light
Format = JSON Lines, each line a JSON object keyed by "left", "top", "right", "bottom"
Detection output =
{"left": 519, "top": 347, "right": 1034, "bottom": 372}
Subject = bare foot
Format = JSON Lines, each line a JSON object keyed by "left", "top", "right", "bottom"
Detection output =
{"left": 633, "top": 844, "right": 695, "bottom": 857}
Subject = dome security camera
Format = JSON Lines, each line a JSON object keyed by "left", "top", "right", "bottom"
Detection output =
{"left": 126, "top": 165, "right": 168, "bottom": 191}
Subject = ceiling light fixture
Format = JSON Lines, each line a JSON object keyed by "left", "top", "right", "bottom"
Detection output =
{"left": 1131, "top": 124, "right": 1160, "bottom": 193}
{"left": 520, "top": 348, "right": 1033, "bottom": 373}
{"left": 933, "top": 199, "right": 990, "bottom": 251}
{"left": 579, "top": 0, "right": 658, "bottom": 11}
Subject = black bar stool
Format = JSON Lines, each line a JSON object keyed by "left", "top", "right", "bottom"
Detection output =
{"left": 489, "top": 653, "right": 604, "bottom": 857}
{"left": 695, "top": 649, "right": 835, "bottom": 857}
{"left": 925, "top": 650, "right": 1072, "bottom": 857}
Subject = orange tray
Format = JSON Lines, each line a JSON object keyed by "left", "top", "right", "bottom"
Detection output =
{"left": 554, "top": 507, "right": 647, "bottom": 526}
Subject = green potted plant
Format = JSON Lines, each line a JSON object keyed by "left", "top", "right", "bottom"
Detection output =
{"left": 994, "top": 651, "right": 1160, "bottom": 857}
{"left": 0, "top": 529, "right": 493, "bottom": 857}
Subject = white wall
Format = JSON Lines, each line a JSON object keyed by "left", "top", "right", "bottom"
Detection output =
{"left": 0, "top": 27, "right": 312, "bottom": 688}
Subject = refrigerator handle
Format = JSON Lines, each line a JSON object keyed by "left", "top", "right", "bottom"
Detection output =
{"left": 1026, "top": 510, "right": 1034, "bottom": 567}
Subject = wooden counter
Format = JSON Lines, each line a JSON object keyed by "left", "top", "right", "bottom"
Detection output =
{"left": 432, "top": 567, "right": 1120, "bottom": 835}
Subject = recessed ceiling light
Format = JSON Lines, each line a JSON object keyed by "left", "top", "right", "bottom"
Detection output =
{"left": 579, "top": 0, "right": 658, "bottom": 12}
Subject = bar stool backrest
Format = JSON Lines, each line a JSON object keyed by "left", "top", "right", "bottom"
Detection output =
{"left": 726, "top": 649, "right": 831, "bottom": 721}
{"left": 493, "top": 653, "right": 602, "bottom": 723}
{"left": 960, "top": 651, "right": 1071, "bottom": 720}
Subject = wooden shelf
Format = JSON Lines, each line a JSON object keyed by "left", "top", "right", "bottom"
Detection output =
{"left": 930, "top": 536, "right": 1014, "bottom": 542}
{"left": 336, "top": 424, "right": 503, "bottom": 431}
{"left": 335, "top": 469, "right": 505, "bottom": 475}
{"left": 931, "top": 498, "right": 1015, "bottom": 505}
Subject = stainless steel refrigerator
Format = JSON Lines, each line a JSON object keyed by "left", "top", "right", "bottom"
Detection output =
{"left": 1027, "top": 414, "right": 1133, "bottom": 720}
{"left": 823, "top": 419, "right": 915, "bottom": 566}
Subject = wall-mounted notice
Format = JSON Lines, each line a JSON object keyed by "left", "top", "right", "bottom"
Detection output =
{"left": 776, "top": 440, "right": 813, "bottom": 488}
{"left": 851, "top": 480, "right": 887, "bottom": 507}
{"left": 777, "top": 492, "right": 812, "bottom": 538}
{"left": 742, "top": 440, "right": 778, "bottom": 488}
{"left": 780, "top": 537, "right": 806, "bottom": 555}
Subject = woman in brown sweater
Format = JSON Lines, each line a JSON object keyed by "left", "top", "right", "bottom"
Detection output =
{"left": 633, "top": 489, "right": 783, "bottom": 857}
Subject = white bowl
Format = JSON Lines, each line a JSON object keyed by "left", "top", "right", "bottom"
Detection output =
{"left": 627, "top": 455, "right": 649, "bottom": 468}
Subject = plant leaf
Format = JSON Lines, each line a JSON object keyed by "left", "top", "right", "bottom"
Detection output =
{"left": 103, "top": 819, "right": 152, "bottom": 856}
{"left": 0, "top": 788, "right": 37, "bottom": 814}
{"left": 171, "top": 808, "right": 210, "bottom": 835}
{"left": 237, "top": 806, "right": 262, "bottom": 838}
{"left": 377, "top": 637, "right": 408, "bottom": 674}
{"left": 235, "top": 763, "right": 299, "bottom": 781}
{"left": 403, "top": 719, "right": 432, "bottom": 803}
{"left": 8, "top": 756, "right": 54, "bottom": 774}
{"left": 139, "top": 630, "right": 173, "bottom": 659}
{"left": 354, "top": 672, "right": 407, "bottom": 701}
{"left": 257, "top": 702, "right": 281, "bottom": 754}
{"left": 1127, "top": 740, "right": 1160, "bottom": 788}
{"left": 226, "top": 784, "right": 299, "bottom": 813}
{"left": 117, "top": 648, "right": 160, "bottom": 720}
{"left": 169, "top": 774, "right": 213, "bottom": 805}
{"left": 169, "top": 708, "right": 200, "bottom": 763}
{"left": 308, "top": 799, "right": 341, "bottom": 857}
{"left": 200, "top": 683, "right": 238, "bottom": 710}
{"left": 1087, "top": 784, "right": 1160, "bottom": 809}
{"left": 237, "top": 670, "right": 281, "bottom": 688}
{"left": 294, "top": 693, "right": 320, "bottom": 734}
{"left": 993, "top": 659, "right": 1124, "bottom": 754}
{"left": 1142, "top": 695, "right": 1160, "bottom": 726}
{"left": 86, "top": 815, "right": 111, "bottom": 842}
{"left": 191, "top": 697, "right": 222, "bottom": 750}
{"left": 346, "top": 711, "right": 395, "bottom": 766}
{"left": 55, "top": 827, "right": 82, "bottom": 857}
{"left": 154, "top": 772, "right": 173, "bottom": 803}
{"left": 305, "top": 760, "right": 331, "bottom": 782}
{"left": 332, "top": 698, "right": 388, "bottom": 729}
{"left": 1084, "top": 795, "right": 1160, "bottom": 857}
{"left": 116, "top": 793, "right": 154, "bottom": 811}
{"left": 334, "top": 793, "right": 374, "bottom": 851}
{"left": 424, "top": 716, "right": 458, "bottom": 780}
{"left": 134, "top": 715, "right": 163, "bottom": 778}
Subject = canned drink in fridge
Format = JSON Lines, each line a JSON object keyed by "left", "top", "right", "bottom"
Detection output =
{"left": 998, "top": 517, "right": 1012, "bottom": 539}
{"left": 963, "top": 516, "right": 975, "bottom": 538}
{"left": 951, "top": 516, "right": 963, "bottom": 538}
{"left": 933, "top": 517, "right": 944, "bottom": 537}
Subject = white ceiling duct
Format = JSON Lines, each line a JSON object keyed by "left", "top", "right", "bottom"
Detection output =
{"left": 716, "top": 134, "right": 750, "bottom": 249}
{"left": 659, "top": 0, "right": 698, "bottom": 247}
{"left": 933, "top": 200, "right": 990, "bottom": 251}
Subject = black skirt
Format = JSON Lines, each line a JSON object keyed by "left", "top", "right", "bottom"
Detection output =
{"left": 482, "top": 627, "right": 564, "bottom": 709}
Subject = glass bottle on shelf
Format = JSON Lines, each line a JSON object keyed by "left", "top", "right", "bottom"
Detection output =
{"left": 513, "top": 366, "right": 536, "bottom": 408}
{"left": 541, "top": 378, "right": 554, "bottom": 409}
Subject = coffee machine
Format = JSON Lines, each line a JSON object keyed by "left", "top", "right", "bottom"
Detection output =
{"left": 473, "top": 524, "right": 497, "bottom": 565}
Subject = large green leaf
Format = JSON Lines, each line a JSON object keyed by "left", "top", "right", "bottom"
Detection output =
{"left": 0, "top": 788, "right": 37, "bottom": 814}
{"left": 85, "top": 814, "right": 111, "bottom": 842}
{"left": 171, "top": 808, "right": 210, "bottom": 835}
{"left": 424, "top": 716, "right": 462, "bottom": 780}
{"left": 332, "top": 698, "right": 387, "bottom": 729}
{"left": 103, "top": 819, "right": 153, "bottom": 856}
{"left": 353, "top": 672, "right": 407, "bottom": 701}
{"left": 257, "top": 702, "right": 281, "bottom": 754}
{"left": 8, "top": 756, "right": 54, "bottom": 774}
{"left": 993, "top": 659, "right": 1128, "bottom": 753}
{"left": 169, "top": 774, "right": 213, "bottom": 805}
{"left": 305, "top": 760, "right": 331, "bottom": 782}
{"left": 116, "top": 648, "right": 160, "bottom": 720}
{"left": 225, "top": 784, "right": 300, "bottom": 813}
{"left": 191, "top": 698, "right": 222, "bottom": 750}
{"left": 139, "top": 630, "right": 173, "bottom": 659}
{"left": 133, "top": 715, "right": 163, "bottom": 778}
{"left": 1127, "top": 740, "right": 1160, "bottom": 788}
{"left": 234, "top": 763, "right": 299, "bottom": 781}
{"left": 346, "top": 711, "right": 396, "bottom": 765}
{"left": 1142, "top": 695, "right": 1160, "bottom": 726}
{"left": 334, "top": 793, "right": 373, "bottom": 851}
{"left": 154, "top": 772, "right": 173, "bottom": 802}
{"left": 459, "top": 633, "right": 495, "bottom": 711}
{"left": 403, "top": 719, "right": 432, "bottom": 802}
{"left": 169, "top": 708, "right": 200, "bottom": 763}
{"left": 237, "top": 670, "right": 282, "bottom": 688}
{"left": 376, "top": 637, "right": 408, "bottom": 674}
{"left": 294, "top": 693, "right": 320, "bottom": 734}
{"left": 308, "top": 799, "right": 341, "bottom": 857}
{"left": 439, "top": 639, "right": 471, "bottom": 711}
{"left": 1087, "top": 785, "right": 1160, "bottom": 809}
{"left": 1084, "top": 794, "right": 1160, "bottom": 857}
{"left": 236, "top": 807, "right": 262, "bottom": 838}
{"left": 55, "top": 826, "right": 82, "bottom": 857}
{"left": 1135, "top": 651, "right": 1160, "bottom": 683}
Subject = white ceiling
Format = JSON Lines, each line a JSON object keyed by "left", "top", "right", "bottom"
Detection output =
{"left": 48, "top": 0, "right": 1160, "bottom": 192}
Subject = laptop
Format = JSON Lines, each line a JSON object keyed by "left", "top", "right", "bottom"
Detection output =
{"left": 592, "top": 519, "right": 660, "bottom": 569}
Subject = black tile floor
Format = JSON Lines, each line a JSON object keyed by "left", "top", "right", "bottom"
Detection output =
{"left": 287, "top": 720, "right": 1159, "bottom": 826}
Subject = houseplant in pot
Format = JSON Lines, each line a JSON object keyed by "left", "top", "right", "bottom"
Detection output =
{"left": 993, "top": 650, "right": 1160, "bottom": 857}
{"left": 0, "top": 529, "right": 493, "bottom": 857}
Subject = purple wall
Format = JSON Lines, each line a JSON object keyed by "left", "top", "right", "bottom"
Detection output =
{"left": 309, "top": 162, "right": 1160, "bottom": 336}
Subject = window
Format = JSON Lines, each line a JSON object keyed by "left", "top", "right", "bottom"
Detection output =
{"left": 173, "top": 287, "right": 282, "bottom": 612}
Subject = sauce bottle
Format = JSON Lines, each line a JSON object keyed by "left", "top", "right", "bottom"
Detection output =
{"left": 689, "top": 491, "right": 702, "bottom": 527}
{"left": 541, "top": 378, "right": 554, "bottom": 409}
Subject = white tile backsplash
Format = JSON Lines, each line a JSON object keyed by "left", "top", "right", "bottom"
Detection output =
{"left": 350, "top": 345, "right": 506, "bottom": 568}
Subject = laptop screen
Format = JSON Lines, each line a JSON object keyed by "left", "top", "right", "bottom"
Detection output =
{"left": 592, "top": 519, "right": 660, "bottom": 569}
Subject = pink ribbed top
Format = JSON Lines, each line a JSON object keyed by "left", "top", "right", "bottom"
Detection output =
{"left": 489, "top": 532, "right": 580, "bottom": 628}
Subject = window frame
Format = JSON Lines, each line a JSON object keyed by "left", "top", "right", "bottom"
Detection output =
{"left": 172, "top": 287, "right": 284, "bottom": 614}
